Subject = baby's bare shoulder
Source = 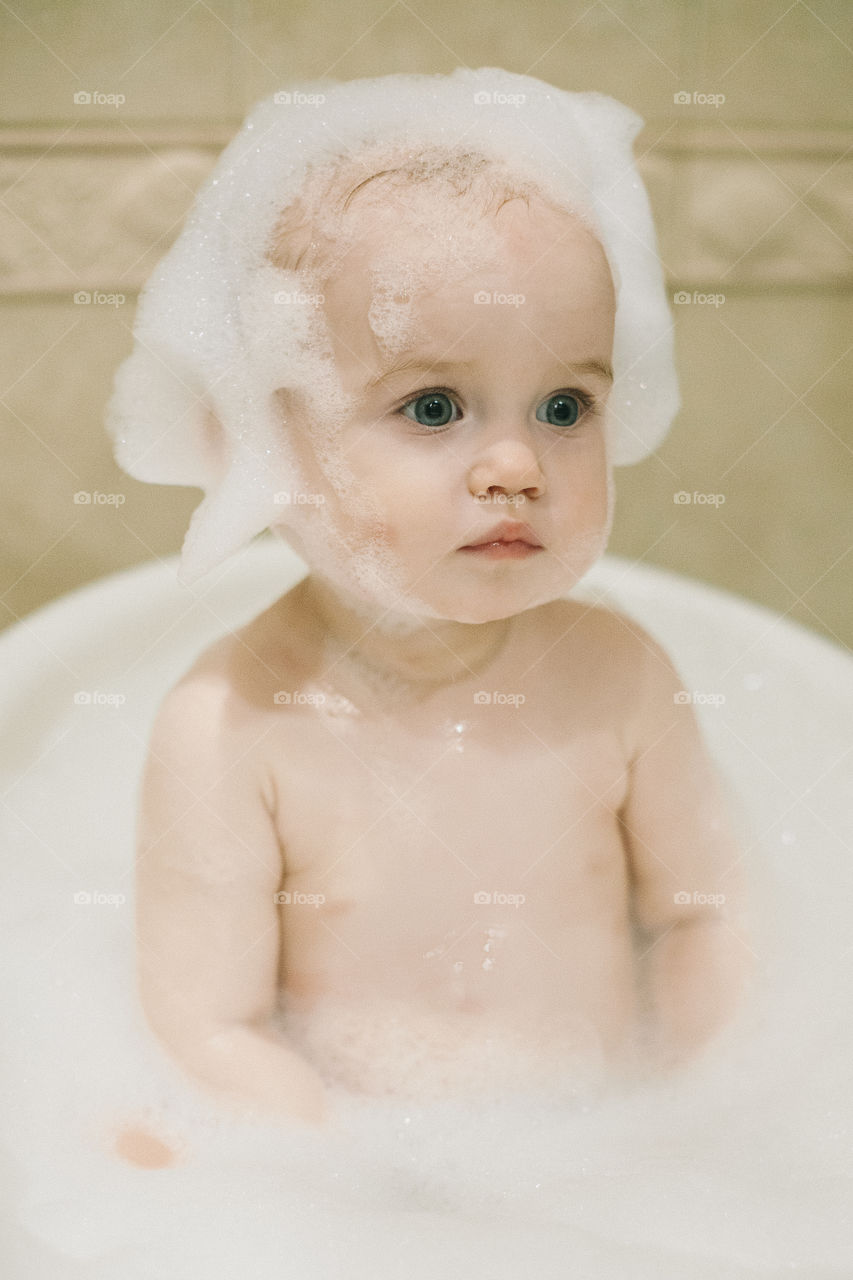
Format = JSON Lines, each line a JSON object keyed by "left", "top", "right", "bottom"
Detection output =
{"left": 169, "top": 593, "right": 302, "bottom": 711}
{"left": 537, "top": 599, "right": 679, "bottom": 746}
{"left": 542, "top": 597, "right": 663, "bottom": 674}
{"left": 150, "top": 603, "right": 298, "bottom": 783}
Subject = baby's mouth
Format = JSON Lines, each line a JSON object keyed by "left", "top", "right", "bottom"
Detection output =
{"left": 461, "top": 519, "right": 540, "bottom": 550}
{"left": 458, "top": 541, "right": 544, "bottom": 560}
{"left": 458, "top": 519, "right": 544, "bottom": 555}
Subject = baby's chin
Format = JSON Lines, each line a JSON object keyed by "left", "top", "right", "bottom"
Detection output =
{"left": 390, "top": 562, "right": 606, "bottom": 625}
{"left": 419, "top": 584, "right": 584, "bottom": 625}
{"left": 271, "top": 523, "right": 605, "bottom": 624}
{"left": 421, "top": 542, "right": 610, "bottom": 621}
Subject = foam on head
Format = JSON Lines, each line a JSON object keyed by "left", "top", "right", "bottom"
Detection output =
{"left": 267, "top": 137, "right": 562, "bottom": 353}
{"left": 105, "top": 68, "right": 679, "bottom": 586}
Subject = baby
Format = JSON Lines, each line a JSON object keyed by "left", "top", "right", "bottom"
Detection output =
{"left": 108, "top": 70, "right": 754, "bottom": 1161}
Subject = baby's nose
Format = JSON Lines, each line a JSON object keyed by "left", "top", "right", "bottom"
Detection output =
{"left": 467, "top": 436, "right": 545, "bottom": 501}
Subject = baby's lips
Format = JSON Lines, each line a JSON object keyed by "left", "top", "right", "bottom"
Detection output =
{"left": 460, "top": 519, "right": 543, "bottom": 548}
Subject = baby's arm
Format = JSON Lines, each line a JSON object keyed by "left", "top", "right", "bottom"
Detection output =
{"left": 618, "top": 629, "right": 757, "bottom": 1069}
{"left": 130, "top": 671, "right": 329, "bottom": 1128}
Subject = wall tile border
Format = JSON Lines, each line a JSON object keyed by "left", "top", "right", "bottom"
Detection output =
{"left": 1, "top": 124, "right": 850, "bottom": 295}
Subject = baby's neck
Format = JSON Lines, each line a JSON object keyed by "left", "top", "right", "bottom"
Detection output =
{"left": 296, "top": 574, "right": 514, "bottom": 694}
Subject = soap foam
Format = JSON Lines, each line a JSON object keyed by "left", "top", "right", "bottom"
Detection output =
{"left": 105, "top": 69, "right": 679, "bottom": 587}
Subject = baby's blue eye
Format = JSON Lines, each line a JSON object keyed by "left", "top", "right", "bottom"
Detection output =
{"left": 400, "top": 392, "right": 458, "bottom": 429}
{"left": 397, "top": 389, "right": 593, "bottom": 432}
{"left": 536, "top": 394, "right": 581, "bottom": 428}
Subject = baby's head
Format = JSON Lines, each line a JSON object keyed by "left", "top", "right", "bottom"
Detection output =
{"left": 265, "top": 143, "right": 617, "bottom": 623}
{"left": 106, "top": 69, "right": 678, "bottom": 620}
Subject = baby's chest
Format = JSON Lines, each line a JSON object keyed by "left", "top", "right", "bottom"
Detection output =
{"left": 271, "top": 712, "right": 630, "bottom": 907}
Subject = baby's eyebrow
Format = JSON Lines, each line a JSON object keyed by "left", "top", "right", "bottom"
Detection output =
{"left": 367, "top": 356, "right": 613, "bottom": 388}
{"left": 572, "top": 358, "right": 614, "bottom": 383}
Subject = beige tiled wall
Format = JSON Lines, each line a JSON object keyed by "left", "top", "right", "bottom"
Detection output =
{"left": 1, "top": 1, "right": 851, "bottom": 649}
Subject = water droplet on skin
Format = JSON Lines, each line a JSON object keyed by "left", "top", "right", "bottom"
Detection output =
{"left": 319, "top": 690, "right": 360, "bottom": 718}
{"left": 444, "top": 719, "right": 470, "bottom": 753}
{"left": 480, "top": 926, "right": 507, "bottom": 972}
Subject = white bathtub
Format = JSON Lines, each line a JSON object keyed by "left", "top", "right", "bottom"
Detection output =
{"left": 2, "top": 540, "right": 852, "bottom": 1279}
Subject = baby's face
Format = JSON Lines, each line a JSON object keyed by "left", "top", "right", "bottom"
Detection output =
{"left": 275, "top": 194, "right": 616, "bottom": 624}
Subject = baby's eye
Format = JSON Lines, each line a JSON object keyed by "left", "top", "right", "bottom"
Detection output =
{"left": 535, "top": 392, "right": 593, "bottom": 429}
{"left": 399, "top": 391, "right": 460, "bottom": 430}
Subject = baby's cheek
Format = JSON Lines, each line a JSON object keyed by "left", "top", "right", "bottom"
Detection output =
{"left": 364, "top": 504, "right": 399, "bottom": 544}
{"left": 574, "top": 451, "right": 613, "bottom": 528}
{"left": 333, "top": 475, "right": 401, "bottom": 550}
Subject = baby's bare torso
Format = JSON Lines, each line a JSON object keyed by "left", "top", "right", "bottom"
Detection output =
{"left": 221, "top": 586, "right": 646, "bottom": 1098}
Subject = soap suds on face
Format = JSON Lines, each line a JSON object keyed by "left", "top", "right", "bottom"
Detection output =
{"left": 264, "top": 181, "right": 619, "bottom": 629}
{"left": 105, "top": 69, "right": 679, "bottom": 587}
